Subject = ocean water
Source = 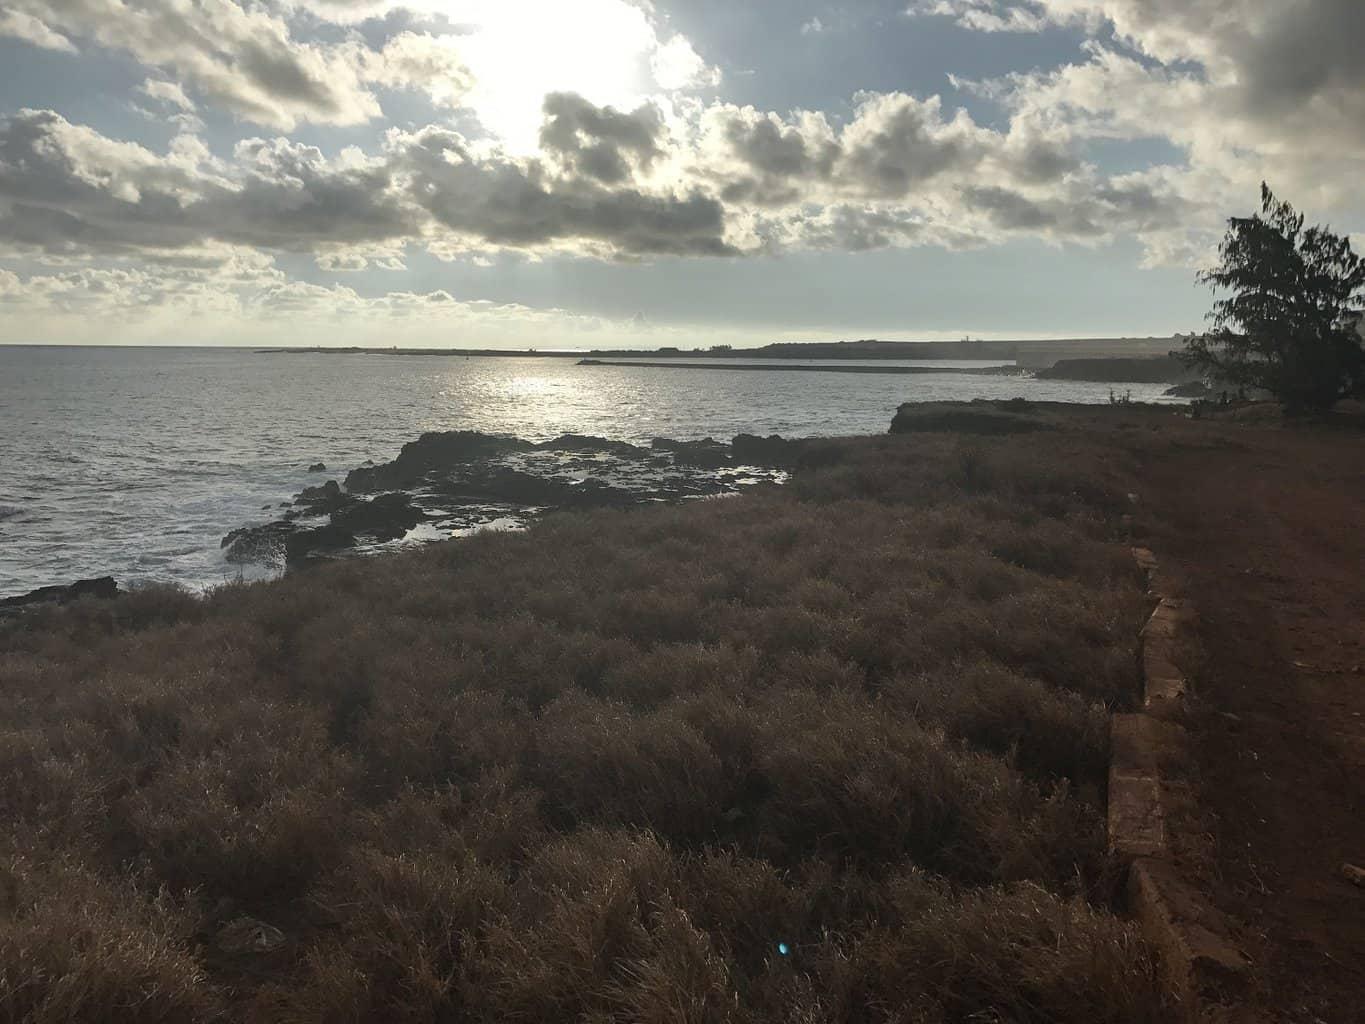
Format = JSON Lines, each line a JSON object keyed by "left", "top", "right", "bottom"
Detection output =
{"left": 0, "top": 346, "right": 1178, "bottom": 597}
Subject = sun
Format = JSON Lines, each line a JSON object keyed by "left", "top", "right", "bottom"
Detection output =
{"left": 456, "top": 0, "right": 659, "bottom": 154}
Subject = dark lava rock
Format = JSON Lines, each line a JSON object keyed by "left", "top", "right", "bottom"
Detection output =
{"left": 731, "top": 433, "right": 796, "bottom": 467}
{"left": 443, "top": 468, "right": 571, "bottom": 506}
{"left": 346, "top": 432, "right": 532, "bottom": 493}
{"left": 331, "top": 492, "right": 423, "bottom": 541}
{"left": 226, "top": 490, "right": 420, "bottom": 568}
{"left": 285, "top": 523, "right": 356, "bottom": 563}
{"left": 439, "top": 469, "right": 575, "bottom": 505}
{"left": 222, "top": 522, "right": 296, "bottom": 565}
{"left": 434, "top": 467, "right": 639, "bottom": 508}
{"left": 308, "top": 462, "right": 327, "bottom": 473}
{"left": 0, "top": 575, "right": 120, "bottom": 610}
{"left": 295, "top": 479, "right": 351, "bottom": 515}
{"left": 652, "top": 437, "right": 731, "bottom": 469}
{"left": 537, "top": 434, "right": 648, "bottom": 459}
{"left": 562, "top": 478, "right": 637, "bottom": 508}
{"left": 889, "top": 401, "right": 1050, "bottom": 435}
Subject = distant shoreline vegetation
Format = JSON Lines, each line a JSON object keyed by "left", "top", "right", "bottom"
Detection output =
{"left": 576, "top": 356, "right": 1196, "bottom": 385}
{"left": 576, "top": 359, "right": 1020, "bottom": 376}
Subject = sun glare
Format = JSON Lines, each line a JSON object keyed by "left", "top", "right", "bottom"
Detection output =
{"left": 457, "top": 0, "right": 658, "bottom": 153}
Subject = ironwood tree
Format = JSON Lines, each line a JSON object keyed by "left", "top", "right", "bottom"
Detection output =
{"left": 1181, "top": 184, "right": 1365, "bottom": 411}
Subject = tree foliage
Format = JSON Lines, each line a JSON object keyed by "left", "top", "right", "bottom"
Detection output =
{"left": 1181, "top": 184, "right": 1365, "bottom": 411}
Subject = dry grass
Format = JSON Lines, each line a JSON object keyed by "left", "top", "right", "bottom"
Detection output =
{"left": 0, "top": 423, "right": 1168, "bottom": 1022}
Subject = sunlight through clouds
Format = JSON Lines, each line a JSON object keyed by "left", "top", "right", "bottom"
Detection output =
{"left": 456, "top": 0, "right": 704, "bottom": 152}
{"left": 1, "top": 0, "right": 1362, "bottom": 344}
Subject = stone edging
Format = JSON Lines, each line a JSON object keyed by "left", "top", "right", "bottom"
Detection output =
{"left": 1115, "top": 548, "right": 1249, "bottom": 1021}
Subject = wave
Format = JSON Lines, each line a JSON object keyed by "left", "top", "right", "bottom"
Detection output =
{"left": 0, "top": 505, "right": 22, "bottom": 521}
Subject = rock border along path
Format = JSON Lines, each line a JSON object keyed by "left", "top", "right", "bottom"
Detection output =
{"left": 1117, "top": 548, "right": 1250, "bottom": 1022}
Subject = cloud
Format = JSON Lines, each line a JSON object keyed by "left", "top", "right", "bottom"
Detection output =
{"left": 138, "top": 79, "right": 197, "bottom": 113}
{"left": 2, "top": 4, "right": 471, "bottom": 131}
{"left": 921, "top": 0, "right": 1365, "bottom": 264}
{"left": 1050, "top": 0, "right": 1365, "bottom": 152}
{"left": 361, "top": 31, "right": 473, "bottom": 109}
{"left": 20, "top": 0, "right": 1365, "bottom": 281}
{"left": 390, "top": 124, "right": 736, "bottom": 257}
{"left": 0, "top": 104, "right": 736, "bottom": 262}
{"left": 315, "top": 244, "right": 407, "bottom": 272}
{"left": 135, "top": 77, "right": 205, "bottom": 132}
{"left": 697, "top": 92, "right": 1080, "bottom": 209}
{"left": 907, "top": 1, "right": 1049, "bottom": 33}
{"left": 539, "top": 93, "right": 666, "bottom": 185}
{"left": 1, "top": 1, "right": 719, "bottom": 160}
{"left": 0, "top": 253, "right": 666, "bottom": 347}
{"left": 0, "top": 109, "right": 413, "bottom": 256}
{"left": 766, "top": 204, "right": 934, "bottom": 253}
{"left": 0, "top": 85, "right": 1191, "bottom": 274}
{"left": 0, "top": 8, "right": 77, "bottom": 52}
{"left": 948, "top": 1, "right": 1365, "bottom": 163}
{"left": 651, "top": 34, "right": 721, "bottom": 91}
{"left": 2, "top": 0, "right": 382, "bottom": 130}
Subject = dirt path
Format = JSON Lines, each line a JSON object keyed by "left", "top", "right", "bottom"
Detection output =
{"left": 1139, "top": 421, "right": 1365, "bottom": 1022}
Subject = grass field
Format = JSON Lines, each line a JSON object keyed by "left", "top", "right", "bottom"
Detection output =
{"left": 0, "top": 410, "right": 1168, "bottom": 1022}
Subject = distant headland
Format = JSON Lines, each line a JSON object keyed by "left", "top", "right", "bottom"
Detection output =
{"left": 257, "top": 335, "right": 1186, "bottom": 370}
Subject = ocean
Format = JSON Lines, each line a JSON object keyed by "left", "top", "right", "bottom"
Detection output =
{"left": 0, "top": 345, "right": 1179, "bottom": 598}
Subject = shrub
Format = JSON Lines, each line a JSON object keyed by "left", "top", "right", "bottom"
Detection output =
{"left": 0, "top": 425, "right": 1163, "bottom": 1020}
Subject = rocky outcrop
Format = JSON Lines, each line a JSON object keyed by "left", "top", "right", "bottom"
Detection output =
{"left": 295, "top": 480, "right": 350, "bottom": 515}
{"left": 0, "top": 576, "right": 120, "bottom": 611}
{"left": 433, "top": 468, "right": 635, "bottom": 508}
{"left": 732, "top": 433, "right": 797, "bottom": 467}
{"left": 330, "top": 492, "right": 422, "bottom": 541}
{"left": 222, "top": 522, "right": 296, "bottom": 565}
{"left": 889, "top": 401, "right": 1053, "bottom": 435}
{"left": 537, "top": 434, "right": 648, "bottom": 459}
{"left": 285, "top": 522, "right": 358, "bottom": 563}
{"left": 651, "top": 437, "right": 731, "bottom": 468}
{"left": 223, "top": 493, "right": 422, "bottom": 566}
{"left": 346, "top": 432, "right": 533, "bottom": 492}
{"left": 226, "top": 430, "right": 797, "bottom": 572}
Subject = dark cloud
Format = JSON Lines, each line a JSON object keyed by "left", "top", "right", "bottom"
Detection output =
{"left": 783, "top": 205, "right": 927, "bottom": 252}
{"left": 837, "top": 95, "right": 983, "bottom": 198}
{"left": 0, "top": 111, "right": 415, "bottom": 255}
{"left": 1232, "top": 0, "right": 1365, "bottom": 129}
{"left": 725, "top": 115, "right": 836, "bottom": 179}
{"left": 0, "top": 106, "right": 735, "bottom": 261}
{"left": 963, "top": 178, "right": 1189, "bottom": 239}
{"left": 539, "top": 93, "right": 665, "bottom": 185}
{"left": 963, "top": 185, "right": 1078, "bottom": 231}
{"left": 396, "top": 126, "right": 735, "bottom": 256}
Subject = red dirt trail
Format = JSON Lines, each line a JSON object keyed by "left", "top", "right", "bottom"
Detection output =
{"left": 1139, "top": 419, "right": 1365, "bottom": 1023}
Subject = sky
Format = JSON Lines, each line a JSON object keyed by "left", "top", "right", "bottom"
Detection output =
{"left": 0, "top": 0, "right": 1362, "bottom": 348}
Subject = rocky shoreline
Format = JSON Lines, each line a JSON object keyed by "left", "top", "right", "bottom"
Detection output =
{"left": 221, "top": 430, "right": 799, "bottom": 570}
{"left": 0, "top": 575, "right": 121, "bottom": 616}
